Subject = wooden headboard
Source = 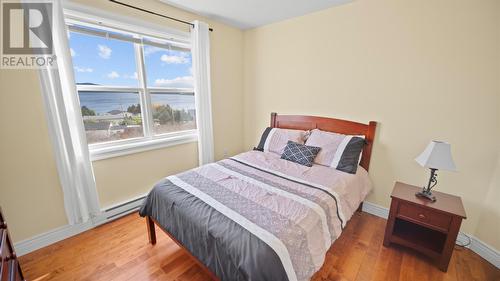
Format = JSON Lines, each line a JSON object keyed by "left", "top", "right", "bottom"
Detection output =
{"left": 270, "top": 112, "right": 377, "bottom": 171}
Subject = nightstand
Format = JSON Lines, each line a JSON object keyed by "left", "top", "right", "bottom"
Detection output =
{"left": 383, "top": 182, "right": 466, "bottom": 272}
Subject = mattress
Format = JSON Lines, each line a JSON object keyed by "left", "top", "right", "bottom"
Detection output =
{"left": 139, "top": 150, "right": 372, "bottom": 281}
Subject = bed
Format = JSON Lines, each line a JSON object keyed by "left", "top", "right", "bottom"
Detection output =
{"left": 139, "top": 113, "right": 377, "bottom": 281}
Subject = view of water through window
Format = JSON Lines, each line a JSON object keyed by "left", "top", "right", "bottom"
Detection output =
{"left": 69, "top": 24, "right": 196, "bottom": 145}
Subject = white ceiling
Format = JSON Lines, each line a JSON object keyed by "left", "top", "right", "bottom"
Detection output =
{"left": 159, "top": 0, "right": 352, "bottom": 30}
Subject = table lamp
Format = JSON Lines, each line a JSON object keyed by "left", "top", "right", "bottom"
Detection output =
{"left": 415, "top": 141, "right": 457, "bottom": 202}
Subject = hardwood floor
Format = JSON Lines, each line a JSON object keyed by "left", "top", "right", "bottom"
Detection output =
{"left": 19, "top": 212, "right": 499, "bottom": 281}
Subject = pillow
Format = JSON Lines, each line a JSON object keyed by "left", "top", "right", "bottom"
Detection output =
{"left": 305, "top": 129, "right": 346, "bottom": 166}
{"left": 305, "top": 129, "right": 365, "bottom": 174}
{"left": 254, "top": 127, "right": 307, "bottom": 155}
{"left": 280, "top": 141, "right": 321, "bottom": 167}
{"left": 332, "top": 137, "right": 365, "bottom": 174}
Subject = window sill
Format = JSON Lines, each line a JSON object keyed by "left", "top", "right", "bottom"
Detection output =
{"left": 89, "top": 131, "right": 198, "bottom": 161}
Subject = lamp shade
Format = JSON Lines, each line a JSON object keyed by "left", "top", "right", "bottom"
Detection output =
{"left": 415, "top": 141, "right": 457, "bottom": 171}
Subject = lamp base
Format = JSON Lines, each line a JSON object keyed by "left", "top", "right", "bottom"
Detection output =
{"left": 415, "top": 190, "right": 436, "bottom": 202}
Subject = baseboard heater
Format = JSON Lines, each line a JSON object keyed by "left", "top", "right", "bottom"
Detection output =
{"left": 103, "top": 195, "right": 147, "bottom": 221}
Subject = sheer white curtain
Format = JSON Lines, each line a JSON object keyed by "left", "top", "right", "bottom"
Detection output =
{"left": 191, "top": 21, "right": 214, "bottom": 165}
{"left": 38, "top": 0, "right": 100, "bottom": 224}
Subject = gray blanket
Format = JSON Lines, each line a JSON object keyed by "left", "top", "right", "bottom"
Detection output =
{"left": 139, "top": 178, "right": 288, "bottom": 281}
{"left": 139, "top": 150, "right": 369, "bottom": 281}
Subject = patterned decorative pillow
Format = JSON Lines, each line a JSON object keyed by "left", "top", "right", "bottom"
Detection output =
{"left": 254, "top": 127, "right": 308, "bottom": 155}
{"left": 280, "top": 141, "right": 321, "bottom": 167}
{"left": 305, "top": 129, "right": 366, "bottom": 174}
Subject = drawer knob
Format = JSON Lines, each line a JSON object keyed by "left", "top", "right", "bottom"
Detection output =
{"left": 418, "top": 213, "right": 426, "bottom": 219}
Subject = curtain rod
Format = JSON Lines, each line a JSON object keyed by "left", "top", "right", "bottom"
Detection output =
{"left": 108, "top": 0, "right": 214, "bottom": 32}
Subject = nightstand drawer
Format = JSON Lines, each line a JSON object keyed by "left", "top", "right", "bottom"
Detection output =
{"left": 398, "top": 202, "right": 451, "bottom": 232}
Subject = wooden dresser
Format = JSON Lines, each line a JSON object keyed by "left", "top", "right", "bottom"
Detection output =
{"left": 1, "top": 207, "right": 25, "bottom": 281}
{"left": 383, "top": 182, "right": 467, "bottom": 272}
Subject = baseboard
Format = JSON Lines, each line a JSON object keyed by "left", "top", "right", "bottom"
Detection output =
{"left": 468, "top": 235, "right": 500, "bottom": 269}
{"left": 362, "top": 201, "right": 499, "bottom": 269}
{"left": 14, "top": 195, "right": 147, "bottom": 257}
{"left": 14, "top": 220, "right": 95, "bottom": 257}
{"left": 362, "top": 200, "right": 389, "bottom": 219}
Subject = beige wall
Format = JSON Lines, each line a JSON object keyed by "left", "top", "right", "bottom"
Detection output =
{"left": 243, "top": 0, "right": 500, "bottom": 246}
{"left": 475, "top": 155, "right": 500, "bottom": 249}
{"left": 0, "top": 0, "right": 244, "bottom": 242}
{"left": 93, "top": 142, "right": 198, "bottom": 208}
{"left": 0, "top": 71, "right": 69, "bottom": 241}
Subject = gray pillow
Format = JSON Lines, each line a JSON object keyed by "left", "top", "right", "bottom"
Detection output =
{"left": 281, "top": 141, "right": 321, "bottom": 167}
{"left": 335, "top": 137, "right": 366, "bottom": 174}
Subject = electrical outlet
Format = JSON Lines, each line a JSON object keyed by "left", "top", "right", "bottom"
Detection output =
{"left": 223, "top": 149, "right": 228, "bottom": 158}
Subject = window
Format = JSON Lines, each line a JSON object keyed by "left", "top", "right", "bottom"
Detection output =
{"left": 142, "top": 41, "right": 196, "bottom": 135}
{"left": 67, "top": 20, "right": 196, "bottom": 158}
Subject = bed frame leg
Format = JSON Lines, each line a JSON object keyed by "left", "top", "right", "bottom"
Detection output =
{"left": 146, "top": 216, "right": 156, "bottom": 245}
{"left": 357, "top": 202, "right": 363, "bottom": 213}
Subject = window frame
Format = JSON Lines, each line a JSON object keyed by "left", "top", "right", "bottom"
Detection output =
{"left": 65, "top": 14, "right": 197, "bottom": 161}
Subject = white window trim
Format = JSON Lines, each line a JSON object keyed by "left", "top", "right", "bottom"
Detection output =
{"left": 90, "top": 130, "right": 198, "bottom": 161}
{"left": 64, "top": 6, "right": 198, "bottom": 161}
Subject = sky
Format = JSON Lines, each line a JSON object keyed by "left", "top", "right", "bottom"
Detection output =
{"left": 68, "top": 31, "right": 193, "bottom": 88}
